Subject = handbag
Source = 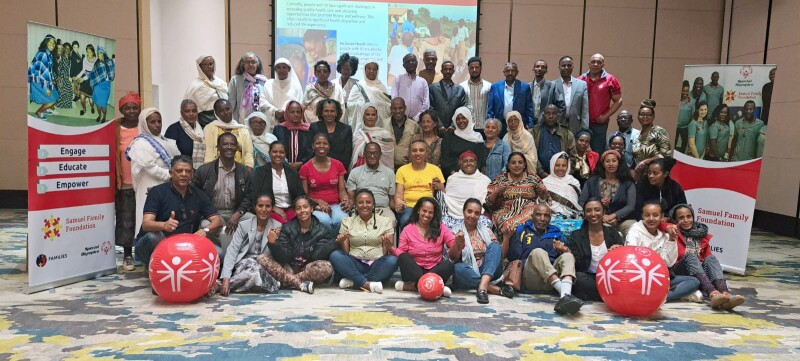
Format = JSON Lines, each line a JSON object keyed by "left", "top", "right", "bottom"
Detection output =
{"left": 503, "top": 259, "right": 523, "bottom": 291}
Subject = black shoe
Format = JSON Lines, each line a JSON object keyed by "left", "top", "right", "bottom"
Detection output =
{"left": 476, "top": 290, "right": 489, "bottom": 304}
{"left": 80, "top": 110, "right": 85, "bottom": 116}
{"left": 554, "top": 294, "right": 584, "bottom": 315}
{"left": 500, "top": 285, "right": 515, "bottom": 299}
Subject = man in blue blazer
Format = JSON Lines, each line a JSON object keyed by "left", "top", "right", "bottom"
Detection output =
{"left": 550, "top": 55, "right": 589, "bottom": 135}
{"left": 486, "top": 62, "right": 534, "bottom": 138}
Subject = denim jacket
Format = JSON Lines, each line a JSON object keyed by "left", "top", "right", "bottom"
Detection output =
{"left": 484, "top": 139, "right": 511, "bottom": 181}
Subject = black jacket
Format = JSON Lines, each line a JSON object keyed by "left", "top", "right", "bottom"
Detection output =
{"left": 268, "top": 216, "right": 337, "bottom": 264}
{"left": 192, "top": 159, "right": 253, "bottom": 214}
{"left": 250, "top": 164, "right": 306, "bottom": 206}
{"left": 579, "top": 176, "right": 636, "bottom": 221}
{"left": 635, "top": 177, "right": 687, "bottom": 219}
{"left": 567, "top": 224, "right": 624, "bottom": 272}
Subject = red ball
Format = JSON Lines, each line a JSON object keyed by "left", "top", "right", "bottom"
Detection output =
{"left": 596, "top": 245, "right": 670, "bottom": 317}
{"left": 417, "top": 273, "right": 445, "bottom": 301}
{"left": 149, "top": 233, "right": 220, "bottom": 303}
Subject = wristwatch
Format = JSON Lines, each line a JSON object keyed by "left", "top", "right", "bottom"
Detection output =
{"left": 202, "top": 227, "right": 210, "bottom": 233}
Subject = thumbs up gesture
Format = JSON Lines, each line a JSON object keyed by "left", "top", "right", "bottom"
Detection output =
{"left": 163, "top": 211, "right": 180, "bottom": 232}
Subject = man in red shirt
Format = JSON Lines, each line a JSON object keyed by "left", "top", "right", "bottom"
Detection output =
{"left": 578, "top": 54, "right": 622, "bottom": 152}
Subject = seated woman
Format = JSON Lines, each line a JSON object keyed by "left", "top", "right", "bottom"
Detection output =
{"left": 608, "top": 132, "right": 636, "bottom": 179}
{"left": 246, "top": 111, "right": 278, "bottom": 169}
{"left": 437, "top": 151, "right": 492, "bottom": 232}
{"left": 203, "top": 98, "right": 254, "bottom": 168}
{"left": 503, "top": 111, "right": 538, "bottom": 172}
{"left": 394, "top": 140, "right": 445, "bottom": 228}
{"left": 483, "top": 118, "right": 511, "bottom": 181}
{"left": 219, "top": 194, "right": 281, "bottom": 296}
{"left": 440, "top": 107, "right": 486, "bottom": 177}
{"left": 452, "top": 199, "right": 512, "bottom": 304}
{"left": 669, "top": 204, "right": 745, "bottom": 310}
{"left": 309, "top": 99, "right": 353, "bottom": 168}
{"left": 567, "top": 198, "right": 624, "bottom": 301}
{"left": 250, "top": 142, "right": 305, "bottom": 224}
{"left": 272, "top": 100, "right": 313, "bottom": 170}
{"left": 543, "top": 152, "right": 583, "bottom": 236}
{"left": 392, "top": 197, "right": 457, "bottom": 297}
{"left": 578, "top": 150, "right": 636, "bottom": 237}
{"left": 329, "top": 189, "right": 397, "bottom": 293}
{"left": 635, "top": 157, "right": 686, "bottom": 219}
{"left": 486, "top": 152, "right": 549, "bottom": 236}
{"left": 164, "top": 99, "right": 205, "bottom": 169}
{"left": 625, "top": 200, "right": 700, "bottom": 302}
{"left": 257, "top": 196, "right": 337, "bottom": 294}
{"left": 573, "top": 130, "right": 599, "bottom": 187}
{"left": 303, "top": 60, "right": 344, "bottom": 123}
{"left": 419, "top": 111, "right": 442, "bottom": 165}
{"left": 300, "top": 133, "right": 350, "bottom": 229}
{"left": 350, "top": 104, "right": 395, "bottom": 170}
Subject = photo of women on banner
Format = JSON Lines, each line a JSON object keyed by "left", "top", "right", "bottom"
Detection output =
{"left": 671, "top": 64, "right": 776, "bottom": 275}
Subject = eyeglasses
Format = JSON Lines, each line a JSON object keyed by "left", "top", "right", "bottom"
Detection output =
{"left": 639, "top": 114, "right": 654, "bottom": 118}
{"left": 365, "top": 151, "right": 381, "bottom": 157}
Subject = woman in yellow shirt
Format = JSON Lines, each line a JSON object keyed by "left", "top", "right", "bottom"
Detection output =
{"left": 395, "top": 139, "right": 445, "bottom": 229}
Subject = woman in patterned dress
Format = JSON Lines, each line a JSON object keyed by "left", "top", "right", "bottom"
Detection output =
{"left": 485, "top": 152, "right": 550, "bottom": 236}
{"left": 632, "top": 99, "right": 672, "bottom": 181}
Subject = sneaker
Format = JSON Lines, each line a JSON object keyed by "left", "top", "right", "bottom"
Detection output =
{"left": 554, "top": 294, "right": 584, "bottom": 315}
{"left": 395, "top": 280, "right": 406, "bottom": 291}
{"left": 442, "top": 286, "right": 452, "bottom": 298}
{"left": 300, "top": 281, "right": 314, "bottom": 294}
{"left": 681, "top": 290, "right": 704, "bottom": 303}
{"left": 339, "top": 278, "right": 354, "bottom": 289}
{"left": 122, "top": 256, "right": 135, "bottom": 271}
{"left": 500, "top": 285, "right": 516, "bottom": 299}
{"left": 368, "top": 282, "right": 383, "bottom": 294}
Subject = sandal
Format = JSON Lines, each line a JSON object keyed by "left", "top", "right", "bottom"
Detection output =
{"left": 720, "top": 294, "right": 745, "bottom": 311}
{"left": 709, "top": 292, "right": 731, "bottom": 310}
{"left": 476, "top": 289, "right": 489, "bottom": 304}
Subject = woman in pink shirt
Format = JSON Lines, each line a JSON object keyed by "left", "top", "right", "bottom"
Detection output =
{"left": 391, "top": 197, "right": 461, "bottom": 297}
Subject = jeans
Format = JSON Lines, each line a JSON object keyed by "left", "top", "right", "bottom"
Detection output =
{"left": 590, "top": 123, "right": 609, "bottom": 153}
{"left": 573, "top": 272, "right": 601, "bottom": 301}
{"left": 397, "top": 208, "right": 414, "bottom": 232}
{"left": 667, "top": 274, "right": 700, "bottom": 301}
{"left": 313, "top": 204, "right": 348, "bottom": 230}
{"left": 329, "top": 250, "right": 398, "bottom": 287}
{"left": 453, "top": 242, "right": 503, "bottom": 290}
{"left": 134, "top": 220, "right": 221, "bottom": 268}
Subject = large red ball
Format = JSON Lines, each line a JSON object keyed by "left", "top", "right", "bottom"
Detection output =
{"left": 596, "top": 245, "right": 669, "bottom": 317}
{"left": 149, "top": 233, "right": 220, "bottom": 303}
{"left": 418, "top": 273, "right": 445, "bottom": 301}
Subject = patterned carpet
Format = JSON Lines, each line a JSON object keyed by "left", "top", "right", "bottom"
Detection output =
{"left": 1, "top": 208, "right": 799, "bottom": 360}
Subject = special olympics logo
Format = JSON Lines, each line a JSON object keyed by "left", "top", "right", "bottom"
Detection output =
{"left": 41, "top": 215, "right": 62, "bottom": 241}
{"left": 740, "top": 65, "right": 753, "bottom": 79}
{"left": 725, "top": 90, "right": 737, "bottom": 103}
{"left": 101, "top": 241, "right": 113, "bottom": 255}
{"left": 36, "top": 254, "right": 47, "bottom": 267}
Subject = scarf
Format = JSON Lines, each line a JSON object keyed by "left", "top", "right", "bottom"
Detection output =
{"left": 241, "top": 72, "right": 268, "bottom": 121}
{"left": 669, "top": 204, "right": 709, "bottom": 239}
{"left": 442, "top": 169, "right": 491, "bottom": 218}
{"left": 246, "top": 111, "right": 278, "bottom": 166}
{"left": 460, "top": 222, "right": 493, "bottom": 273}
{"left": 267, "top": 58, "right": 303, "bottom": 111}
{"left": 503, "top": 111, "right": 538, "bottom": 171}
{"left": 187, "top": 55, "right": 228, "bottom": 112}
{"left": 279, "top": 101, "right": 310, "bottom": 163}
{"left": 126, "top": 107, "right": 178, "bottom": 166}
{"left": 178, "top": 117, "right": 205, "bottom": 168}
{"left": 209, "top": 110, "right": 247, "bottom": 130}
{"left": 350, "top": 104, "right": 395, "bottom": 169}
{"left": 452, "top": 107, "right": 483, "bottom": 143}
{"left": 543, "top": 152, "right": 582, "bottom": 217}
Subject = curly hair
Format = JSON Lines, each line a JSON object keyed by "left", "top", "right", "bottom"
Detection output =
{"left": 315, "top": 99, "right": 343, "bottom": 122}
{"left": 336, "top": 53, "right": 359, "bottom": 76}
{"left": 408, "top": 197, "right": 442, "bottom": 242}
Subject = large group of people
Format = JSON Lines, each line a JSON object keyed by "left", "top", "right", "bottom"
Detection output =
{"left": 116, "top": 51, "right": 746, "bottom": 316}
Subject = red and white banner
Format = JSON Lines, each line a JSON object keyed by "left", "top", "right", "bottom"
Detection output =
{"left": 671, "top": 64, "right": 775, "bottom": 274}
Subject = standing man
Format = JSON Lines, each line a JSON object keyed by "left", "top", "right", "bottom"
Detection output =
{"left": 460, "top": 56, "right": 492, "bottom": 135}
{"left": 551, "top": 55, "right": 589, "bottom": 134}
{"left": 486, "top": 62, "right": 534, "bottom": 137}
{"left": 578, "top": 53, "right": 622, "bottom": 152}
{"left": 608, "top": 110, "right": 639, "bottom": 154}
{"left": 760, "top": 68, "right": 775, "bottom": 124}
{"left": 531, "top": 104, "right": 577, "bottom": 176}
{"left": 391, "top": 54, "right": 429, "bottom": 121}
{"left": 418, "top": 49, "right": 442, "bottom": 85}
{"left": 703, "top": 71, "right": 724, "bottom": 117}
{"left": 390, "top": 97, "right": 422, "bottom": 169}
{"left": 429, "top": 61, "right": 469, "bottom": 131}
{"left": 730, "top": 100, "right": 764, "bottom": 161}
{"left": 529, "top": 60, "right": 560, "bottom": 124}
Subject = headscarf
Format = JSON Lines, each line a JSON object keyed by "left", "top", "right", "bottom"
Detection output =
{"left": 452, "top": 107, "right": 483, "bottom": 143}
{"left": 178, "top": 107, "right": 205, "bottom": 168}
{"left": 246, "top": 111, "right": 278, "bottom": 165}
{"left": 574, "top": 129, "right": 593, "bottom": 178}
{"left": 118, "top": 91, "right": 141, "bottom": 110}
{"left": 126, "top": 107, "right": 179, "bottom": 166}
{"left": 266, "top": 57, "right": 303, "bottom": 112}
{"left": 503, "top": 111, "right": 538, "bottom": 171}
{"left": 543, "top": 152, "right": 582, "bottom": 218}
{"left": 350, "top": 103, "right": 395, "bottom": 169}
{"left": 184, "top": 55, "right": 228, "bottom": 112}
{"left": 669, "top": 204, "right": 709, "bottom": 239}
{"left": 600, "top": 149, "right": 621, "bottom": 162}
{"left": 362, "top": 61, "right": 389, "bottom": 94}
{"left": 442, "top": 152, "right": 491, "bottom": 218}
{"left": 278, "top": 101, "right": 310, "bottom": 131}
{"left": 209, "top": 107, "right": 246, "bottom": 130}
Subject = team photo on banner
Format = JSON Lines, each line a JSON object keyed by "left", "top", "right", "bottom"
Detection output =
{"left": 670, "top": 64, "right": 776, "bottom": 274}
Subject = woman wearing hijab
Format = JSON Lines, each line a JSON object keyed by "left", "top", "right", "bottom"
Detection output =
{"left": 229, "top": 52, "right": 269, "bottom": 122}
{"left": 126, "top": 107, "right": 180, "bottom": 233}
{"left": 203, "top": 99, "right": 255, "bottom": 168}
{"left": 503, "top": 111, "right": 538, "bottom": 172}
{"left": 573, "top": 130, "right": 599, "bottom": 187}
{"left": 184, "top": 55, "right": 228, "bottom": 128}
{"left": 165, "top": 99, "right": 206, "bottom": 169}
{"left": 543, "top": 152, "right": 584, "bottom": 235}
{"left": 440, "top": 107, "right": 486, "bottom": 177}
{"left": 263, "top": 58, "right": 303, "bottom": 128}
{"left": 345, "top": 61, "right": 392, "bottom": 131}
{"left": 303, "top": 60, "right": 344, "bottom": 123}
{"left": 246, "top": 111, "right": 278, "bottom": 169}
{"left": 350, "top": 104, "right": 395, "bottom": 170}
{"left": 89, "top": 47, "right": 115, "bottom": 123}
{"left": 437, "top": 151, "right": 492, "bottom": 232}
{"left": 273, "top": 100, "right": 313, "bottom": 170}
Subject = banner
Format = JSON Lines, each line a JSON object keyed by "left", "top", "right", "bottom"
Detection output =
{"left": 671, "top": 64, "right": 776, "bottom": 274}
{"left": 26, "top": 23, "right": 117, "bottom": 293}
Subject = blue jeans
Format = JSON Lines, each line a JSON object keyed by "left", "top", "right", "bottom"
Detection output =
{"left": 397, "top": 207, "right": 414, "bottom": 231}
{"left": 313, "top": 204, "right": 348, "bottom": 230}
{"left": 667, "top": 274, "right": 700, "bottom": 301}
{"left": 453, "top": 242, "right": 504, "bottom": 290}
{"left": 590, "top": 123, "right": 609, "bottom": 153}
{"left": 329, "top": 250, "right": 398, "bottom": 287}
{"left": 134, "top": 231, "right": 166, "bottom": 267}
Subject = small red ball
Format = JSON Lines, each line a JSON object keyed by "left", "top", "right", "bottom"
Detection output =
{"left": 417, "top": 273, "right": 445, "bottom": 301}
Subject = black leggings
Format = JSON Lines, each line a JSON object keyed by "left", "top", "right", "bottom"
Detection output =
{"left": 573, "top": 271, "right": 602, "bottom": 301}
{"left": 398, "top": 253, "right": 454, "bottom": 284}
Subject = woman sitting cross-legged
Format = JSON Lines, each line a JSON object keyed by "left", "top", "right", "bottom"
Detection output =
{"left": 567, "top": 198, "right": 624, "bottom": 301}
{"left": 452, "top": 198, "right": 514, "bottom": 304}
{"left": 392, "top": 197, "right": 457, "bottom": 297}
{"left": 257, "top": 196, "right": 337, "bottom": 294}
{"left": 218, "top": 194, "right": 281, "bottom": 296}
{"left": 329, "top": 189, "right": 398, "bottom": 293}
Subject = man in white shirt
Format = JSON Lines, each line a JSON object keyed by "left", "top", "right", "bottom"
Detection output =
{"left": 460, "top": 56, "right": 491, "bottom": 135}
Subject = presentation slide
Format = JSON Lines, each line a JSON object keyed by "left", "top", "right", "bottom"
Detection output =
{"left": 274, "top": 0, "right": 479, "bottom": 88}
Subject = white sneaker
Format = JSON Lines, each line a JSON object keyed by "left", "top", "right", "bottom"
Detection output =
{"left": 442, "top": 286, "right": 452, "bottom": 298}
{"left": 395, "top": 280, "right": 405, "bottom": 291}
{"left": 339, "top": 278, "right": 354, "bottom": 289}
{"left": 368, "top": 282, "right": 383, "bottom": 294}
{"left": 300, "top": 281, "right": 314, "bottom": 294}
{"left": 681, "top": 290, "right": 704, "bottom": 303}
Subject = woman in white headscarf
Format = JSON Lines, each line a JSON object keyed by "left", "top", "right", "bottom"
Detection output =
{"left": 503, "top": 110, "right": 538, "bottom": 172}
{"left": 263, "top": 58, "right": 303, "bottom": 130}
{"left": 440, "top": 107, "right": 485, "bottom": 177}
{"left": 184, "top": 55, "right": 228, "bottom": 127}
{"left": 350, "top": 103, "right": 395, "bottom": 170}
{"left": 246, "top": 111, "right": 278, "bottom": 169}
{"left": 126, "top": 107, "right": 180, "bottom": 233}
{"left": 345, "top": 61, "right": 392, "bottom": 131}
{"left": 436, "top": 150, "right": 492, "bottom": 233}
{"left": 543, "top": 152, "right": 585, "bottom": 235}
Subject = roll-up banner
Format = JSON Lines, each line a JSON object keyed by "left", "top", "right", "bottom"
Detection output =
{"left": 671, "top": 64, "right": 776, "bottom": 275}
{"left": 26, "top": 22, "right": 118, "bottom": 293}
